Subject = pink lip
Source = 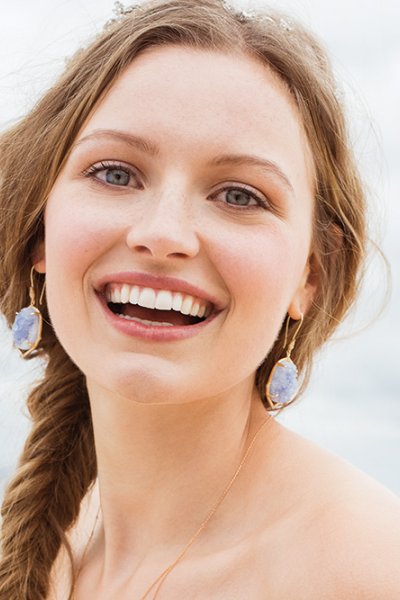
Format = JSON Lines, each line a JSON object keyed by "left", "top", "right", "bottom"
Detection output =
{"left": 96, "top": 293, "right": 221, "bottom": 342}
{"left": 95, "top": 271, "right": 225, "bottom": 311}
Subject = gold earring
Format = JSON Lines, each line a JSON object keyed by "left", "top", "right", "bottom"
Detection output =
{"left": 265, "top": 313, "right": 304, "bottom": 409}
{"left": 11, "top": 266, "right": 45, "bottom": 357}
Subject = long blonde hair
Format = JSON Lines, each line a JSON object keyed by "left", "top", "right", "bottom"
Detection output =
{"left": 0, "top": 1, "right": 366, "bottom": 597}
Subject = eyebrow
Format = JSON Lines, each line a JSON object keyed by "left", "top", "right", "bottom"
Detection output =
{"left": 73, "top": 128, "right": 293, "bottom": 192}
{"left": 209, "top": 153, "right": 293, "bottom": 193}
{"left": 73, "top": 129, "right": 160, "bottom": 157}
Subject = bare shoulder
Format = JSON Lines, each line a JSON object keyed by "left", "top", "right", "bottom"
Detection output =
{"left": 323, "top": 496, "right": 400, "bottom": 599}
{"left": 259, "top": 423, "right": 400, "bottom": 598}
{"left": 308, "top": 450, "right": 400, "bottom": 598}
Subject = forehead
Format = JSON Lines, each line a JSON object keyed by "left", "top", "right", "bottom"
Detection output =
{"left": 77, "top": 45, "right": 315, "bottom": 194}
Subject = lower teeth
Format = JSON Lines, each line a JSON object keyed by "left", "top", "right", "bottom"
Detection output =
{"left": 117, "top": 313, "right": 174, "bottom": 327}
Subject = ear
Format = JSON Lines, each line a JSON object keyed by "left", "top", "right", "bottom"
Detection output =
{"left": 288, "top": 251, "right": 319, "bottom": 320}
{"left": 32, "top": 241, "right": 46, "bottom": 274}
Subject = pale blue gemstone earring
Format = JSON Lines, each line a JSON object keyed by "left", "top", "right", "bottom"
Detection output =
{"left": 11, "top": 266, "right": 45, "bottom": 358}
{"left": 266, "top": 313, "right": 304, "bottom": 410}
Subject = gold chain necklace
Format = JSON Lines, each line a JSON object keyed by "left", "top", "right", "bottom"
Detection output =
{"left": 73, "top": 415, "right": 272, "bottom": 599}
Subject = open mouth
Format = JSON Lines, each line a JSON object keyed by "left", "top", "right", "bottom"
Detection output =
{"left": 108, "top": 303, "right": 207, "bottom": 326}
{"left": 102, "top": 283, "right": 214, "bottom": 328}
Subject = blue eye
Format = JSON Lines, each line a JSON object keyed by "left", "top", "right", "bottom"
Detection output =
{"left": 104, "top": 168, "right": 130, "bottom": 186}
{"left": 83, "top": 161, "right": 139, "bottom": 188}
{"left": 213, "top": 185, "right": 269, "bottom": 210}
{"left": 225, "top": 188, "right": 258, "bottom": 207}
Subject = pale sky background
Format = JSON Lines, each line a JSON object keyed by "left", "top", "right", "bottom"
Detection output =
{"left": 0, "top": 0, "right": 399, "bottom": 495}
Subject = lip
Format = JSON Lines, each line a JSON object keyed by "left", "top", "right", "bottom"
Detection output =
{"left": 94, "top": 271, "right": 225, "bottom": 342}
{"left": 96, "top": 292, "right": 222, "bottom": 342}
{"left": 95, "top": 271, "right": 225, "bottom": 311}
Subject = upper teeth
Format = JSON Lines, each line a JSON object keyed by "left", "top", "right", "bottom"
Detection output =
{"left": 105, "top": 284, "right": 211, "bottom": 319}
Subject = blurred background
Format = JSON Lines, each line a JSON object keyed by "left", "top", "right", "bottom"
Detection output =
{"left": 0, "top": 0, "right": 399, "bottom": 497}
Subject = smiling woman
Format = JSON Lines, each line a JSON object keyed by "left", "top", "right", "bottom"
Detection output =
{"left": 0, "top": 1, "right": 399, "bottom": 599}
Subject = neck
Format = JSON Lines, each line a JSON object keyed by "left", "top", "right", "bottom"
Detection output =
{"left": 86, "top": 379, "right": 270, "bottom": 569}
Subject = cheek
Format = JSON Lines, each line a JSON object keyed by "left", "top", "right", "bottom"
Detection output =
{"left": 43, "top": 196, "right": 119, "bottom": 346}
{"left": 44, "top": 192, "right": 125, "bottom": 287}
{"left": 212, "top": 223, "right": 305, "bottom": 304}
{"left": 208, "top": 222, "right": 310, "bottom": 358}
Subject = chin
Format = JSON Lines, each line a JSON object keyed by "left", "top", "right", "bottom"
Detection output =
{"left": 85, "top": 355, "right": 194, "bottom": 405}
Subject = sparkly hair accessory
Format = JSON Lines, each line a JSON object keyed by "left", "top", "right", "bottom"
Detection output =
{"left": 235, "top": 8, "right": 255, "bottom": 22}
{"left": 104, "top": 0, "right": 142, "bottom": 28}
{"left": 108, "top": 0, "right": 294, "bottom": 33}
{"left": 277, "top": 17, "right": 293, "bottom": 32}
{"left": 112, "top": 0, "right": 139, "bottom": 17}
{"left": 221, "top": 1, "right": 293, "bottom": 31}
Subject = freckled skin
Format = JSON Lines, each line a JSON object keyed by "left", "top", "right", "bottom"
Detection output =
{"left": 38, "top": 46, "right": 315, "bottom": 404}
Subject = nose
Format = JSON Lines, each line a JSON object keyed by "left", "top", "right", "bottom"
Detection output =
{"left": 125, "top": 189, "right": 201, "bottom": 260}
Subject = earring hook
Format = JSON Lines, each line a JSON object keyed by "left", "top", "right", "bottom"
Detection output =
{"left": 284, "top": 313, "right": 304, "bottom": 358}
{"left": 29, "top": 266, "right": 36, "bottom": 306}
{"left": 39, "top": 280, "right": 46, "bottom": 305}
{"left": 29, "top": 266, "right": 46, "bottom": 306}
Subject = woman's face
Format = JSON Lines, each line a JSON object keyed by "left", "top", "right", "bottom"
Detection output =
{"left": 37, "top": 46, "right": 316, "bottom": 404}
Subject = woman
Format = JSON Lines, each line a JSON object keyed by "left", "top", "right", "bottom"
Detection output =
{"left": 0, "top": 0, "right": 399, "bottom": 598}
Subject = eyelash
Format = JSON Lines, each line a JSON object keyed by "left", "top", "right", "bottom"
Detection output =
{"left": 83, "top": 160, "right": 141, "bottom": 187}
{"left": 212, "top": 186, "right": 269, "bottom": 210}
{"left": 82, "top": 160, "right": 270, "bottom": 210}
